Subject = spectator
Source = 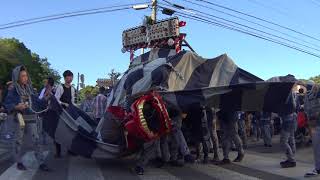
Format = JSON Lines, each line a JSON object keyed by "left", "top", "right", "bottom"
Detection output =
{"left": 39, "top": 77, "right": 55, "bottom": 100}
{"left": 296, "top": 88, "right": 305, "bottom": 111}
{"left": 92, "top": 87, "right": 107, "bottom": 122}
{"left": 279, "top": 92, "right": 297, "bottom": 168}
{"left": 304, "top": 83, "right": 320, "bottom": 177}
{"left": 0, "top": 81, "right": 14, "bottom": 113}
{"left": 80, "top": 92, "right": 94, "bottom": 116}
{"left": 38, "top": 77, "right": 55, "bottom": 145}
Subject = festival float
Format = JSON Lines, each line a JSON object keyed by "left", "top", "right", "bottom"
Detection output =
{"left": 38, "top": 17, "right": 297, "bottom": 159}
{"left": 0, "top": 17, "right": 297, "bottom": 160}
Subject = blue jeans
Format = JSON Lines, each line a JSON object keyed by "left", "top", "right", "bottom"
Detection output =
{"left": 261, "top": 124, "right": 272, "bottom": 146}
{"left": 280, "top": 121, "right": 296, "bottom": 162}
{"left": 14, "top": 120, "right": 45, "bottom": 164}
{"left": 252, "top": 123, "right": 261, "bottom": 140}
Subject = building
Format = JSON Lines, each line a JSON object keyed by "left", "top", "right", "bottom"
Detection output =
{"left": 96, "top": 78, "right": 119, "bottom": 88}
{"left": 96, "top": 78, "right": 112, "bottom": 88}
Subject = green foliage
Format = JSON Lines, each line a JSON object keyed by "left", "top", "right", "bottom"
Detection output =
{"left": 298, "top": 79, "right": 308, "bottom": 83}
{"left": 108, "top": 69, "right": 121, "bottom": 87}
{"left": 145, "top": 16, "right": 153, "bottom": 25}
{"left": 0, "top": 38, "right": 60, "bottom": 90}
{"left": 78, "top": 85, "right": 98, "bottom": 102}
{"left": 309, "top": 75, "right": 320, "bottom": 84}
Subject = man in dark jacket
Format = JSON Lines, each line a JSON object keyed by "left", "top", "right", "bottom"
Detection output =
{"left": 3, "top": 65, "right": 50, "bottom": 171}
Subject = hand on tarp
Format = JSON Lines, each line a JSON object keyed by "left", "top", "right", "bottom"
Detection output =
{"left": 61, "top": 102, "right": 69, "bottom": 109}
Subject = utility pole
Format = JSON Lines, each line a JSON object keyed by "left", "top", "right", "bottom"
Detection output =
{"left": 77, "top": 72, "right": 80, "bottom": 92}
{"left": 76, "top": 72, "right": 80, "bottom": 103}
{"left": 151, "top": 0, "right": 157, "bottom": 23}
{"left": 141, "top": 0, "right": 157, "bottom": 55}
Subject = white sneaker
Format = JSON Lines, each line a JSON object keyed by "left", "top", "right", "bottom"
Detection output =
{"left": 305, "top": 169, "right": 320, "bottom": 178}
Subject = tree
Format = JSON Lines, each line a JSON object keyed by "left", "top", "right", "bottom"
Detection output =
{"left": 78, "top": 85, "right": 98, "bottom": 102}
{"left": 309, "top": 75, "right": 320, "bottom": 84}
{"left": 108, "top": 69, "right": 121, "bottom": 87}
{"left": 38, "top": 57, "right": 61, "bottom": 83}
{"left": 0, "top": 38, "right": 60, "bottom": 90}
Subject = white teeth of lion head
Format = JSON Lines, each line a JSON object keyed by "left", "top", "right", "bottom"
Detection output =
{"left": 133, "top": 95, "right": 173, "bottom": 138}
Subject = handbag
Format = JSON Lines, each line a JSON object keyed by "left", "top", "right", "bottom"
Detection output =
{"left": 16, "top": 113, "right": 25, "bottom": 128}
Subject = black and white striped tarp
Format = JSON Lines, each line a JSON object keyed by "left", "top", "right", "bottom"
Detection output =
{"left": 130, "top": 48, "right": 177, "bottom": 68}
{"left": 41, "top": 49, "right": 296, "bottom": 159}
{"left": 108, "top": 49, "right": 263, "bottom": 107}
{"left": 42, "top": 82, "right": 295, "bottom": 159}
{"left": 159, "top": 82, "right": 295, "bottom": 113}
{"left": 42, "top": 97, "right": 121, "bottom": 159}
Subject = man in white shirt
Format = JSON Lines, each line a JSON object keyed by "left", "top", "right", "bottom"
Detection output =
{"left": 39, "top": 77, "right": 54, "bottom": 100}
{"left": 54, "top": 70, "right": 76, "bottom": 157}
{"left": 55, "top": 70, "right": 76, "bottom": 107}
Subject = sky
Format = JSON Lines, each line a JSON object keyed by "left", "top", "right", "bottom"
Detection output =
{"left": 1, "top": 0, "right": 320, "bottom": 86}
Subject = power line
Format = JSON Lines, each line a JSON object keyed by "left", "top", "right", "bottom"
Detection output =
{"left": 158, "top": 4, "right": 320, "bottom": 58}
{"left": 174, "top": 11, "right": 320, "bottom": 59}
{"left": 178, "top": 0, "right": 320, "bottom": 49}
{"left": 0, "top": 2, "right": 151, "bottom": 30}
{"left": 159, "top": 3, "right": 320, "bottom": 52}
{"left": 310, "top": 0, "right": 320, "bottom": 7}
{"left": 192, "top": 0, "right": 320, "bottom": 42}
{"left": 0, "top": 7, "right": 132, "bottom": 30}
{"left": 245, "top": 0, "right": 289, "bottom": 17}
{"left": 0, "top": 2, "right": 148, "bottom": 28}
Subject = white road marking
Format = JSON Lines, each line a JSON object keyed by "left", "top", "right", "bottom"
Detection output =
{"left": 0, "top": 151, "right": 49, "bottom": 180}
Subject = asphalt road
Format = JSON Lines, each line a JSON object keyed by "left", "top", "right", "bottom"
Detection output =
{"left": 0, "top": 119, "right": 318, "bottom": 180}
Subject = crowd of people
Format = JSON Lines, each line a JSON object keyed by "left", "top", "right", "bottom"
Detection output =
{"left": 0, "top": 66, "right": 108, "bottom": 171}
{"left": 0, "top": 65, "right": 319, "bottom": 178}
{"left": 130, "top": 88, "right": 320, "bottom": 177}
